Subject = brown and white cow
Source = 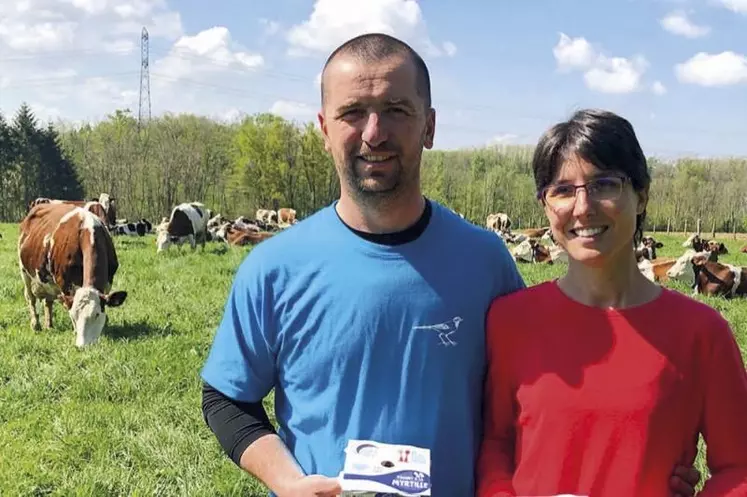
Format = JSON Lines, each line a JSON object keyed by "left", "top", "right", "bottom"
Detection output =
{"left": 18, "top": 203, "right": 127, "bottom": 347}
{"left": 28, "top": 196, "right": 115, "bottom": 228}
{"left": 638, "top": 257, "right": 677, "bottom": 283}
{"left": 688, "top": 256, "right": 747, "bottom": 298}
{"left": 156, "top": 202, "right": 211, "bottom": 252}
{"left": 278, "top": 207, "right": 297, "bottom": 226}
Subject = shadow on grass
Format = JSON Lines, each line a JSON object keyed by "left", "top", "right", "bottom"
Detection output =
{"left": 105, "top": 319, "right": 173, "bottom": 342}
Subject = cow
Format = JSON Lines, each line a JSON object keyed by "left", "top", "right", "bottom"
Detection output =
{"left": 18, "top": 203, "right": 127, "bottom": 347}
{"left": 278, "top": 208, "right": 297, "bottom": 226}
{"left": 688, "top": 257, "right": 747, "bottom": 298}
{"left": 665, "top": 249, "right": 719, "bottom": 286}
{"left": 156, "top": 202, "right": 210, "bottom": 252}
{"left": 638, "top": 257, "right": 677, "bottom": 283}
{"left": 218, "top": 224, "right": 275, "bottom": 246}
{"left": 256, "top": 209, "right": 278, "bottom": 225}
{"left": 486, "top": 213, "right": 511, "bottom": 233}
{"left": 512, "top": 239, "right": 555, "bottom": 264}
{"left": 97, "top": 193, "right": 117, "bottom": 228}
{"left": 113, "top": 219, "right": 151, "bottom": 237}
{"left": 518, "top": 227, "right": 550, "bottom": 239}
{"left": 635, "top": 236, "right": 664, "bottom": 262}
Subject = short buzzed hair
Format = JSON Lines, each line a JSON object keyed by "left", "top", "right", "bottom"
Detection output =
{"left": 320, "top": 33, "right": 432, "bottom": 109}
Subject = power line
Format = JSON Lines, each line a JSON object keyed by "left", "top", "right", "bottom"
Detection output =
{"left": 138, "top": 27, "right": 151, "bottom": 131}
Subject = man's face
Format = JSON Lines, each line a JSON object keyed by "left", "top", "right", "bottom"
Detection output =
{"left": 318, "top": 54, "right": 435, "bottom": 203}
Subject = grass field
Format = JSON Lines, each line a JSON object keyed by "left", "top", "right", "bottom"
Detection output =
{"left": 0, "top": 223, "right": 745, "bottom": 496}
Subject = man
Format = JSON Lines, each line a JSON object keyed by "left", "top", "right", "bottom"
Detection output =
{"left": 200, "top": 33, "right": 700, "bottom": 496}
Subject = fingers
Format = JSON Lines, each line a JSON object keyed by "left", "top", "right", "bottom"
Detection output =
{"left": 669, "top": 475, "right": 694, "bottom": 497}
{"left": 305, "top": 475, "right": 342, "bottom": 496}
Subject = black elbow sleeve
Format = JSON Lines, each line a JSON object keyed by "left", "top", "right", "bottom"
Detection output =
{"left": 201, "top": 381, "right": 276, "bottom": 466}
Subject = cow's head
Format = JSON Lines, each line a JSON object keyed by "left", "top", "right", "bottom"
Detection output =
{"left": 59, "top": 286, "right": 127, "bottom": 347}
{"left": 156, "top": 229, "right": 170, "bottom": 252}
{"left": 707, "top": 241, "right": 728, "bottom": 255}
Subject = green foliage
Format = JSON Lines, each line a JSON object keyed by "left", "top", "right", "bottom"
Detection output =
{"left": 2, "top": 102, "right": 747, "bottom": 237}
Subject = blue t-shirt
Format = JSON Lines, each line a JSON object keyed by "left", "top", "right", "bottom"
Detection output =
{"left": 201, "top": 200, "right": 525, "bottom": 496}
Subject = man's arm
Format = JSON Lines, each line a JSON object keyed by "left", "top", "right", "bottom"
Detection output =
{"left": 202, "top": 382, "right": 341, "bottom": 496}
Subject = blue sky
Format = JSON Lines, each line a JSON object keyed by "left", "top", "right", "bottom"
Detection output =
{"left": 1, "top": 0, "right": 745, "bottom": 158}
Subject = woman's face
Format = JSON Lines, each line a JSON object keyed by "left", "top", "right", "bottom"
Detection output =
{"left": 541, "top": 154, "right": 647, "bottom": 268}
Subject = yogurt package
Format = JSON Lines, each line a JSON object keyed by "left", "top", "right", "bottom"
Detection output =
{"left": 338, "top": 440, "right": 431, "bottom": 496}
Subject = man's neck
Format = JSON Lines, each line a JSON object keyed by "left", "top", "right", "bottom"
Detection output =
{"left": 335, "top": 192, "right": 427, "bottom": 234}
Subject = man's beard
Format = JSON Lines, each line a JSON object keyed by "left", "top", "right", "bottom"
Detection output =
{"left": 343, "top": 158, "right": 405, "bottom": 205}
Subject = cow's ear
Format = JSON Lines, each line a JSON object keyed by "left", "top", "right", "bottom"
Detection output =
{"left": 656, "top": 242, "right": 664, "bottom": 248}
{"left": 103, "top": 291, "right": 128, "bottom": 308}
{"left": 58, "top": 294, "right": 74, "bottom": 309}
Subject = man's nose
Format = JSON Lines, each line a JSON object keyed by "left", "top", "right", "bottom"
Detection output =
{"left": 361, "top": 112, "right": 387, "bottom": 147}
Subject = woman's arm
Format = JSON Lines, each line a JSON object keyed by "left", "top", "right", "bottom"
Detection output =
{"left": 697, "top": 320, "right": 747, "bottom": 496}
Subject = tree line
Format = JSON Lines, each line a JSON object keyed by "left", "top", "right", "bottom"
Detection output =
{"left": 1, "top": 103, "right": 745, "bottom": 235}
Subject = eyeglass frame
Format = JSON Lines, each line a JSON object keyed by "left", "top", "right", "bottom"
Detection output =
{"left": 537, "top": 175, "right": 630, "bottom": 212}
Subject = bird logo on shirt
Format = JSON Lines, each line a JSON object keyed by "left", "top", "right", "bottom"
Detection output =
{"left": 411, "top": 316, "right": 463, "bottom": 346}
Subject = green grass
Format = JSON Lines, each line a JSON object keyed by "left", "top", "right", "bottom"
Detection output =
{"left": 0, "top": 225, "right": 744, "bottom": 495}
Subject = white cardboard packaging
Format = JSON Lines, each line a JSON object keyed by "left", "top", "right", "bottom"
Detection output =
{"left": 338, "top": 440, "right": 431, "bottom": 496}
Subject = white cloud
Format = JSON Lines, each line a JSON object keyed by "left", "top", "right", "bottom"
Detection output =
{"left": 660, "top": 11, "right": 710, "bottom": 38}
{"left": 553, "top": 33, "right": 596, "bottom": 70}
{"left": 152, "top": 27, "right": 264, "bottom": 85}
{"left": 675, "top": 51, "right": 747, "bottom": 86}
{"left": 286, "top": 0, "right": 455, "bottom": 58}
{"left": 0, "top": 0, "right": 183, "bottom": 55}
{"left": 584, "top": 56, "right": 649, "bottom": 94}
{"left": 269, "top": 100, "right": 316, "bottom": 121}
{"left": 260, "top": 18, "right": 280, "bottom": 36}
{"left": 651, "top": 81, "right": 667, "bottom": 95}
{"left": 442, "top": 41, "right": 457, "bottom": 57}
{"left": 553, "top": 33, "right": 648, "bottom": 94}
{"left": 719, "top": 0, "right": 747, "bottom": 14}
{"left": 488, "top": 133, "right": 518, "bottom": 146}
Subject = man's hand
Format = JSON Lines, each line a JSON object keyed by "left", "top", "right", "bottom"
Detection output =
{"left": 670, "top": 465, "right": 702, "bottom": 497}
{"left": 278, "top": 475, "right": 342, "bottom": 497}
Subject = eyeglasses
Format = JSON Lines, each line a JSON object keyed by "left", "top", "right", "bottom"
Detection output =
{"left": 539, "top": 176, "right": 628, "bottom": 212}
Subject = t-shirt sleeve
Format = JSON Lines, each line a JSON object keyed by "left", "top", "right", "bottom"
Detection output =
{"left": 697, "top": 315, "right": 747, "bottom": 497}
{"left": 200, "top": 253, "right": 278, "bottom": 403}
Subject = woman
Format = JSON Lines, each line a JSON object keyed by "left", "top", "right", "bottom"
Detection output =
{"left": 476, "top": 109, "right": 747, "bottom": 497}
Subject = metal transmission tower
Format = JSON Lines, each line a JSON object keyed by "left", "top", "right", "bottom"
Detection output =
{"left": 138, "top": 27, "right": 151, "bottom": 131}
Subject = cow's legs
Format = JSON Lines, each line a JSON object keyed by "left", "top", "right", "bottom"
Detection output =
{"left": 188, "top": 234, "right": 196, "bottom": 250}
{"left": 43, "top": 299, "right": 54, "bottom": 329}
{"left": 20, "top": 271, "right": 40, "bottom": 331}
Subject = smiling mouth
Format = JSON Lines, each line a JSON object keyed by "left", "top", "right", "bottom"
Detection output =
{"left": 358, "top": 154, "right": 396, "bottom": 164}
{"left": 570, "top": 226, "right": 608, "bottom": 237}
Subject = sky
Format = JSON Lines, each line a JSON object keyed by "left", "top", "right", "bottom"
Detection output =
{"left": 1, "top": 0, "right": 746, "bottom": 158}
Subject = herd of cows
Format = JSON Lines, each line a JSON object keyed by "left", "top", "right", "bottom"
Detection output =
{"left": 484, "top": 211, "right": 747, "bottom": 299}
{"left": 13, "top": 193, "right": 296, "bottom": 348}
{"left": 5, "top": 194, "right": 747, "bottom": 349}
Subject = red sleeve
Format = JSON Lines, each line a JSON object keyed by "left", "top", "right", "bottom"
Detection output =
{"left": 697, "top": 318, "right": 747, "bottom": 497}
{"left": 476, "top": 298, "right": 518, "bottom": 497}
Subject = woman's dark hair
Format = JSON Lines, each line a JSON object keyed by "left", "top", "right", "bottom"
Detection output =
{"left": 531, "top": 108, "right": 651, "bottom": 247}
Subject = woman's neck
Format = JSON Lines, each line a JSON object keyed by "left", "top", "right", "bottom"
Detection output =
{"left": 558, "top": 251, "right": 662, "bottom": 309}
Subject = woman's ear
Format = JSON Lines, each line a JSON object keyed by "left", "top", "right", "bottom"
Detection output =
{"left": 636, "top": 187, "right": 649, "bottom": 216}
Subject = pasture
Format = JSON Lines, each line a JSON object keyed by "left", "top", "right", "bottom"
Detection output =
{"left": 0, "top": 224, "right": 745, "bottom": 496}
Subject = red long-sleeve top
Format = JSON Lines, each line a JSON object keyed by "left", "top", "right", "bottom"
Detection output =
{"left": 477, "top": 281, "right": 747, "bottom": 497}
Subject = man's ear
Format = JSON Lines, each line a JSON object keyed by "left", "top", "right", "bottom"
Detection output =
{"left": 318, "top": 111, "right": 332, "bottom": 153}
{"left": 423, "top": 108, "right": 435, "bottom": 150}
